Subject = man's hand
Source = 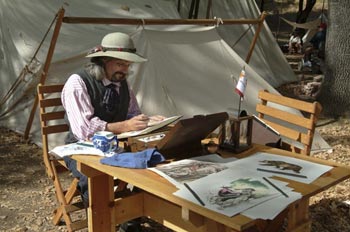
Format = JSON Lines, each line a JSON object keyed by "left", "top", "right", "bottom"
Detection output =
{"left": 125, "top": 114, "right": 149, "bottom": 131}
{"left": 147, "top": 115, "right": 166, "bottom": 126}
{"left": 106, "top": 114, "right": 166, "bottom": 134}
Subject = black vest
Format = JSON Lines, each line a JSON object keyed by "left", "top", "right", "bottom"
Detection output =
{"left": 65, "top": 69, "right": 130, "bottom": 143}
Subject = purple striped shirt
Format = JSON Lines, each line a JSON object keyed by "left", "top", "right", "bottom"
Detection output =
{"left": 61, "top": 74, "right": 141, "bottom": 140}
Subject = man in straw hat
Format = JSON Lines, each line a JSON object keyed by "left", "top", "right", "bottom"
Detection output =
{"left": 61, "top": 32, "right": 164, "bottom": 231}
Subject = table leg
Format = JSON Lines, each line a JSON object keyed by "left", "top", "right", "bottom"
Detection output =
{"left": 286, "top": 198, "right": 311, "bottom": 232}
{"left": 79, "top": 163, "right": 115, "bottom": 232}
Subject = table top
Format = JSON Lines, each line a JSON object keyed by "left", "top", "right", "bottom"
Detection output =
{"left": 73, "top": 144, "right": 350, "bottom": 231}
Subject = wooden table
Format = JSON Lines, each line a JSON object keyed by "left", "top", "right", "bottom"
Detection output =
{"left": 73, "top": 144, "right": 350, "bottom": 232}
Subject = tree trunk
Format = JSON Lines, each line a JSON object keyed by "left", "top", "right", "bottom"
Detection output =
{"left": 317, "top": 1, "right": 350, "bottom": 117}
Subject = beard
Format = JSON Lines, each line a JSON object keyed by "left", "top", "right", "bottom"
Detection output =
{"left": 110, "top": 71, "right": 127, "bottom": 82}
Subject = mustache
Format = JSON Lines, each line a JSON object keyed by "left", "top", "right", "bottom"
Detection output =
{"left": 113, "top": 71, "right": 127, "bottom": 76}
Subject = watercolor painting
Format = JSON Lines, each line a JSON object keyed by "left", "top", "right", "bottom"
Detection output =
{"left": 259, "top": 160, "right": 302, "bottom": 173}
{"left": 174, "top": 168, "right": 281, "bottom": 216}
{"left": 150, "top": 159, "right": 227, "bottom": 186}
{"left": 226, "top": 152, "right": 333, "bottom": 184}
{"left": 208, "top": 178, "right": 271, "bottom": 210}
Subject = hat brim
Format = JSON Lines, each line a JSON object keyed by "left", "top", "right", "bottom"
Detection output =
{"left": 86, "top": 51, "right": 147, "bottom": 63}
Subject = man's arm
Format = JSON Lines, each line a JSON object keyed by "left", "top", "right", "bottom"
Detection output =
{"left": 106, "top": 114, "right": 150, "bottom": 133}
{"left": 126, "top": 88, "right": 142, "bottom": 118}
{"left": 62, "top": 74, "right": 152, "bottom": 139}
{"left": 61, "top": 74, "right": 107, "bottom": 140}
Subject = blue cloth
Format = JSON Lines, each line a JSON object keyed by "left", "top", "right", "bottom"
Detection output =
{"left": 100, "top": 148, "right": 165, "bottom": 169}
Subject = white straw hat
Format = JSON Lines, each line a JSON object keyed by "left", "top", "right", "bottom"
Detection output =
{"left": 86, "top": 32, "right": 147, "bottom": 63}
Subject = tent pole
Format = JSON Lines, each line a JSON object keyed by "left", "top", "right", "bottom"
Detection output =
{"left": 245, "top": 12, "right": 267, "bottom": 63}
{"left": 188, "top": 0, "right": 195, "bottom": 19}
{"left": 206, "top": 0, "right": 212, "bottom": 19}
{"left": 24, "top": 8, "right": 65, "bottom": 139}
{"left": 62, "top": 17, "right": 262, "bottom": 25}
{"left": 193, "top": 0, "right": 200, "bottom": 19}
{"left": 177, "top": 0, "right": 181, "bottom": 13}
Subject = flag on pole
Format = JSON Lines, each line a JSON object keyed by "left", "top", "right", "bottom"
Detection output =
{"left": 235, "top": 66, "right": 247, "bottom": 98}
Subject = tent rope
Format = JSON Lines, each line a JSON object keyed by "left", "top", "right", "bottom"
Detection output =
{"left": 217, "top": 34, "right": 236, "bottom": 86}
{"left": 0, "top": 11, "right": 58, "bottom": 109}
{"left": 231, "top": 25, "right": 252, "bottom": 49}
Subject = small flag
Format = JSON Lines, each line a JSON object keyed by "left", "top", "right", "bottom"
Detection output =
{"left": 235, "top": 66, "right": 247, "bottom": 98}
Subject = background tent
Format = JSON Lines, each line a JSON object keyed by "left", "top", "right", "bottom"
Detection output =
{"left": 0, "top": 0, "right": 329, "bottom": 151}
{"left": 177, "top": 0, "right": 297, "bottom": 87}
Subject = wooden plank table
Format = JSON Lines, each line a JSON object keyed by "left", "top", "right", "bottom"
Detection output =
{"left": 73, "top": 144, "right": 350, "bottom": 232}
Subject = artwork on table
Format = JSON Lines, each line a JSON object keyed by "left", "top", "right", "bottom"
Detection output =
{"left": 259, "top": 160, "right": 302, "bottom": 173}
{"left": 149, "top": 159, "right": 228, "bottom": 187}
{"left": 171, "top": 152, "right": 332, "bottom": 218}
{"left": 174, "top": 168, "right": 281, "bottom": 217}
{"left": 227, "top": 152, "right": 333, "bottom": 184}
{"left": 208, "top": 177, "right": 272, "bottom": 210}
{"left": 49, "top": 142, "right": 105, "bottom": 157}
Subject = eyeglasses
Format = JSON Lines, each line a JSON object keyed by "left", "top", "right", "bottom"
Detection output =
{"left": 105, "top": 59, "right": 132, "bottom": 69}
{"left": 115, "top": 61, "right": 131, "bottom": 68}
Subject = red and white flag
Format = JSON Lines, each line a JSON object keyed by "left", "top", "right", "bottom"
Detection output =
{"left": 235, "top": 66, "right": 247, "bottom": 98}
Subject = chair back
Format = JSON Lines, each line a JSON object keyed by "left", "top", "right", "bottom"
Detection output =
{"left": 37, "top": 83, "right": 68, "bottom": 178}
{"left": 37, "top": 83, "right": 88, "bottom": 231}
{"left": 256, "top": 90, "right": 322, "bottom": 155}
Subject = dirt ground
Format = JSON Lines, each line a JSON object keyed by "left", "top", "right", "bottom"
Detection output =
{"left": 1, "top": 117, "right": 350, "bottom": 232}
{"left": 1, "top": 2, "right": 349, "bottom": 232}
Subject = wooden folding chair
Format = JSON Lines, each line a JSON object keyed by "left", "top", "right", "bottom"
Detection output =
{"left": 256, "top": 90, "right": 323, "bottom": 231}
{"left": 256, "top": 89, "right": 322, "bottom": 156}
{"left": 37, "top": 83, "right": 87, "bottom": 231}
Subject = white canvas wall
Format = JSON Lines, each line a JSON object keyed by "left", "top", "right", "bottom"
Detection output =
{"left": 0, "top": 0, "right": 329, "bottom": 151}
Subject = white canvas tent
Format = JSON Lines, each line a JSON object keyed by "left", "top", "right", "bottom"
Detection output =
{"left": 178, "top": 0, "right": 297, "bottom": 87}
{"left": 0, "top": 0, "right": 330, "bottom": 151}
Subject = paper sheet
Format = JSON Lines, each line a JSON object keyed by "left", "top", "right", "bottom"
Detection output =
{"left": 49, "top": 142, "right": 105, "bottom": 157}
{"left": 242, "top": 178, "right": 302, "bottom": 219}
{"left": 118, "top": 115, "right": 182, "bottom": 139}
{"left": 149, "top": 159, "right": 228, "bottom": 187}
{"left": 174, "top": 168, "right": 281, "bottom": 217}
{"left": 226, "top": 152, "right": 333, "bottom": 184}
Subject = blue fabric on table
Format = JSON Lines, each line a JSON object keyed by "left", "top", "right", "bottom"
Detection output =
{"left": 100, "top": 148, "right": 165, "bottom": 169}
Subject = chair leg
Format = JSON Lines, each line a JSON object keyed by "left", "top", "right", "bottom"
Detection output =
{"left": 52, "top": 178, "right": 79, "bottom": 225}
{"left": 49, "top": 162, "right": 87, "bottom": 231}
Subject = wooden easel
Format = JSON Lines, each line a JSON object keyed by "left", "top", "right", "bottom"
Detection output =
{"left": 128, "top": 112, "right": 228, "bottom": 159}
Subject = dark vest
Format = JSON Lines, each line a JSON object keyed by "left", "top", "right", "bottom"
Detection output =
{"left": 65, "top": 69, "right": 130, "bottom": 143}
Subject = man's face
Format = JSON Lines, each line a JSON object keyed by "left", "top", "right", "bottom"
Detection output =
{"left": 105, "top": 58, "right": 132, "bottom": 82}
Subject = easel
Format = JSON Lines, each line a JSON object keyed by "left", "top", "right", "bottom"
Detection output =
{"left": 128, "top": 112, "right": 228, "bottom": 159}
{"left": 24, "top": 7, "right": 267, "bottom": 138}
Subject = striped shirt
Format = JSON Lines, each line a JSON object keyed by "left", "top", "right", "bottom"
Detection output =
{"left": 61, "top": 74, "right": 141, "bottom": 140}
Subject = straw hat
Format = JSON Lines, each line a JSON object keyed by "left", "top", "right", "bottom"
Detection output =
{"left": 86, "top": 32, "right": 147, "bottom": 63}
